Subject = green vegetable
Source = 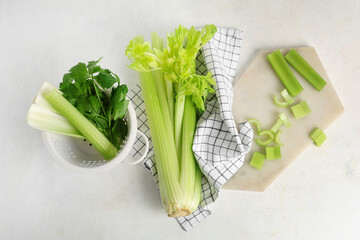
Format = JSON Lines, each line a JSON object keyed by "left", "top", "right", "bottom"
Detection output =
{"left": 248, "top": 118, "right": 261, "bottom": 134}
{"left": 256, "top": 130, "right": 275, "bottom": 146}
{"left": 279, "top": 112, "right": 292, "bottom": 128}
{"left": 267, "top": 50, "right": 303, "bottom": 97}
{"left": 266, "top": 146, "right": 281, "bottom": 160}
{"left": 44, "top": 89, "right": 118, "bottom": 160}
{"left": 27, "top": 104, "right": 84, "bottom": 139}
{"left": 270, "top": 113, "right": 291, "bottom": 134}
{"left": 310, "top": 127, "right": 327, "bottom": 146}
{"left": 285, "top": 49, "right": 327, "bottom": 91}
{"left": 138, "top": 71, "right": 182, "bottom": 216}
{"left": 274, "top": 130, "right": 284, "bottom": 146}
{"left": 273, "top": 94, "right": 290, "bottom": 107}
{"left": 59, "top": 58, "right": 129, "bottom": 150}
{"left": 291, "top": 100, "right": 311, "bottom": 119}
{"left": 125, "top": 25, "right": 217, "bottom": 217}
{"left": 180, "top": 96, "right": 202, "bottom": 213}
{"left": 270, "top": 118, "right": 284, "bottom": 134}
{"left": 280, "top": 89, "right": 295, "bottom": 104}
{"left": 250, "top": 152, "right": 266, "bottom": 170}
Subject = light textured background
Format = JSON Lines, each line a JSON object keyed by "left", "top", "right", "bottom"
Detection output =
{"left": 1, "top": 0, "right": 359, "bottom": 239}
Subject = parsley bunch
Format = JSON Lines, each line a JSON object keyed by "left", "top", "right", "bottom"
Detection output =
{"left": 59, "top": 58, "right": 128, "bottom": 150}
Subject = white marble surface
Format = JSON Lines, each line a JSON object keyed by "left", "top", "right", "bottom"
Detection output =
{"left": 1, "top": 0, "right": 359, "bottom": 239}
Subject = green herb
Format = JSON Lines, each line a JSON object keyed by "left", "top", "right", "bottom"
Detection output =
{"left": 285, "top": 49, "right": 327, "bottom": 91}
{"left": 59, "top": 58, "right": 128, "bottom": 150}
{"left": 267, "top": 50, "right": 303, "bottom": 97}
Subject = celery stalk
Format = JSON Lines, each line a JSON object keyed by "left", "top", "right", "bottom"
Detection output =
{"left": 44, "top": 90, "right": 117, "bottom": 160}
{"left": 188, "top": 164, "right": 202, "bottom": 211}
{"left": 33, "top": 82, "right": 60, "bottom": 113}
{"left": 138, "top": 72, "right": 185, "bottom": 217}
{"left": 285, "top": 49, "right": 327, "bottom": 91}
{"left": 151, "top": 33, "right": 175, "bottom": 141}
{"left": 267, "top": 50, "right": 303, "bottom": 97}
{"left": 166, "top": 79, "right": 175, "bottom": 130}
{"left": 180, "top": 96, "right": 201, "bottom": 213}
{"left": 27, "top": 104, "right": 84, "bottom": 139}
{"left": 174, "top": 95, "right": 185, "bottom": 160}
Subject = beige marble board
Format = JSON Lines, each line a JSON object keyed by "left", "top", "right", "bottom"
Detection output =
{"left": 223, "top": 47, "right": 344, "bottom": 191}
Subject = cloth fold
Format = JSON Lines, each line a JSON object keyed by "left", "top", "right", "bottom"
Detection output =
{"left": 128, "top": 27, "right": 253, "bottom": 231}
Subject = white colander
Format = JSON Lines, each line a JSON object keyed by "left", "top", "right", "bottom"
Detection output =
{"left": 43, "top": 100, "right": 149, "bottom": 174}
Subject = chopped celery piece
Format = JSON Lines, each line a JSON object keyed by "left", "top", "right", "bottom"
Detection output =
{"left": 279, "top": 113, "right": 292, "bottom": 128}
{"left": 26, "top": 104, "right": 84, "bottom": 139}
{"left": 267, "top": 50, "right": 303, "bottom": 97}
{"left": 273, "top": 95, "right": 289, "bottom": 107}
{"left": 248, "top": 118, "right": 261, "bottom": 133}
{"left": 280, "top": 89, "right": 295, "bottom": 104}
{"left": 44, "top": 90, "right": 118, "bottom": 160}
{"left": 266, "top": 146, "right": 281, "bottom": 160}
{"left": 285, "top": 49, "right": 327, "bottom": 91}
{"left": 310, "top": 127, "right": 327, "bottom": 146}
{"left": 291, "top": 100, "right": 311, "bottom": 119}
{"left": 270, "top": 118, "right": 283, "bottom": 134}
{"left": 250, "top": 152, "right": 266, "bottom": 170}
{"left": 274, "top": 130, "right": 284, "bottom": 146}
{"left": 256, "top": 130, "right": 274, "bottom": 146}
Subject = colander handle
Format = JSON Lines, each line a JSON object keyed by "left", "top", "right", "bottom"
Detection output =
{"left": 123, "top": 130, "right": 149, "bottom": 165}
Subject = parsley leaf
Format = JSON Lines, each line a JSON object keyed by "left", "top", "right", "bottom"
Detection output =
{"left": 59, "top": 58, "right": 129, "bottom": 150}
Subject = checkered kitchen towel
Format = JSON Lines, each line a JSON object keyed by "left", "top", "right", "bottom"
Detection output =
{"left": 128, "top": 27, "right": 253, "bottom": 231}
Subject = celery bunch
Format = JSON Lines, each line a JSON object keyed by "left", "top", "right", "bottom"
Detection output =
{"left": 126, "top": 25, "right": 217, "bottom": 217}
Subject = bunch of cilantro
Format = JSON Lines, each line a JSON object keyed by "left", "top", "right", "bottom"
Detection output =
{"left": 59, "top": 58, "right": 128, "bottom": 150}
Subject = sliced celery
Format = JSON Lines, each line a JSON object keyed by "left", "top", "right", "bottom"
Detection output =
{"left": 267, "top": 50, "right": 303, "bottom": 97}
{"left": 285, "top": 49, "right": 327, "bottom": 91}
{"left": 27, "top": 104, "right": 84, "bottom": 139}
{"left": 256, "top": 130, "right": 274, "bottom": 147}
{"left": 279, "top": 113, "right": 292, "bottom": 128}
{"left": 273, "top": 95, "right": 289, "bottom": 107}
{"left": 270, "top": 118, "right": 283, "bottom": 134}
{"left": 310, "top": 127, "right": 327, "bottom": 146}
{"left": 274, "top": 130, "right": 284, "bottom": 146}
{"left": 281, "top": 89, "right": 295, "bottom": 104}
{"left": 44, "top": 90, "right": 118, "bottom": 160}
{"left": 291, "top": 100, "right": 311, "bottom": 119}
{"left": 248, "top": 118, "right": 261, "bottom": 133}
{"left": 266, "top": 146, "right": 281, "bottom": 160}
{"left": 250, "top": 152, "right": 266, "bottom": 170}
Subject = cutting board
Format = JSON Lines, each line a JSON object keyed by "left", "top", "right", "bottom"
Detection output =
{"left": 223, "top": 47, "right": 344, "bottom": 191}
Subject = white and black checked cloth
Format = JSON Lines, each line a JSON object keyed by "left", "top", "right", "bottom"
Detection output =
{"left": 128, "top": 27, "right": 253, "bottom": 231}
